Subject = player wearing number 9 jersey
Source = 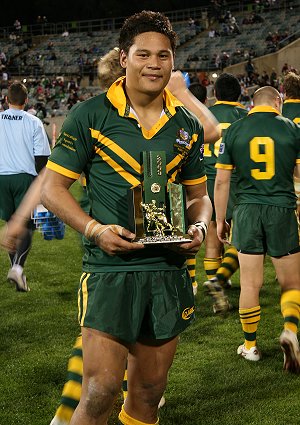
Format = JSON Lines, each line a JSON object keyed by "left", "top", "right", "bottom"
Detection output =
{"left": 202, "top": 74, "right": 247, "bottom": 311}
{"left": 215, "top": 86, "right": 300, "bottom": 370}
{"left": 216, "top": 90, "right": 300, "bottom": 209}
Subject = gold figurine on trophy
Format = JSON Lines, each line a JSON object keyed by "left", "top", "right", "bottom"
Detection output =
{"left": 128, "top": 151, "right": 192, "bottom": 244}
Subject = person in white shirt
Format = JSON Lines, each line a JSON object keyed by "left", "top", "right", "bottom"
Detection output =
{"left": 0, "top": 81, "right": 50, "bottom": 291}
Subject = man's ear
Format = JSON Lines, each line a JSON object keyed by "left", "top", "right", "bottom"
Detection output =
{"left": 120, "top": 50, "right": 127, "bottom": 69}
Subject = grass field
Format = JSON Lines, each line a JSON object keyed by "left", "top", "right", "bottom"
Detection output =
{"left": 1, "top": 188, "right": 300, "bottom": 425}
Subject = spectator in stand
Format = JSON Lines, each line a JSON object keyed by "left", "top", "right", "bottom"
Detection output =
{"left": 201, "top": 73, "right": 211, "bottom": 87}
{"left": 51, "top": 99, "right": 60, "bottom": 111}
{"left": 245, "top": 59, "right": 255, "bottom": 79}
{"left": 66, "top": 91, "right": 79, "bottom": 110}
{"left": 249, "top": 47, "right": 256, "bottom": 59}
{"left": 67, "top": 77, "right": 78, "bottom": 92}
{"left": 265, "top": 32, "right": 273, "bottom": 42}
{"left": 13, "top": 19, "right": 21, "bottom": 34}
{"left": 9, "top": 32, "right": 17, "bottom": 42}
{"left": 282, "top": 62, "right": 290, "bottom": 75}
{"left": 188, "top": 17, "right": 195, "bottom": 29}
{"left": 0, "top": 51, "right": 7, "bottom": 66}
{"left": 1, "top": 69, "right": 9, "bottom": 89}
{"left": 260, "top": 70, "right": 270, "bottom": 86}
{"left": 270, "top": 68, "right": 278, "bottom": 88}
{"left": 27, "top": 104, "right": 37, "bottom": 116}
{"left": 220, "top": 51, "right": 230, "bottom": 70}
{"left": 208, "top": 28, "right": 216, "bottom": 38}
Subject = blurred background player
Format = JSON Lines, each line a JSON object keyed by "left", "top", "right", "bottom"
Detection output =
{"left": 185, "top": 82, "right": 207, "bottom": 295}
{"left": 0, "top": 81, "right": 50, "bottom": 291}
{"left": 167, "top": 73, "right": 219, "bottom": 295}
{"left": 282, "top": 71, "right": 300, "bottom": 124}
{"left": 202, "top": 73, "right": 248, "bottom": 312}
{"left": 282, "top": 71, "right": 300, "bottom": 218}
{"left": 215, "top": 86, "right": 300, "bottom": 371}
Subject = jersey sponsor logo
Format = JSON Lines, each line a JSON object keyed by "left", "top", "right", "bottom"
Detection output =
{"left": 182, "top": 306, "right": 195, "bottom": 320}
{"left": 219, "top": 142, "right": 225, "bottom": 155}
{"left": 1, "top": 114, "right": 23, "bottom": 120}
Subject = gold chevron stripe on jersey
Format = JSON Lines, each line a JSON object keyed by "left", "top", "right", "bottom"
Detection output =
{"left": 94, "top": 147, "right": 141, "bottom": 187}
{"left": 90, "top": 129, "right": 142, "bottom": 175}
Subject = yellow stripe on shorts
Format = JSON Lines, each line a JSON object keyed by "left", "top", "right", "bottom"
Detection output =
{"left": 78, "top": 273, "right": 90, "bottom": 326}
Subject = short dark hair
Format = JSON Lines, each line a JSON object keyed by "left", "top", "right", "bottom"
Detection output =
{"left": 8, "top": 81, "right": 28, "bottom": 105}
{"left": 189, "top": 83, "right": 207, "bottom": 103}
{"left": 119, "top": 10, "right": 177, "bottom": 54}
{"left": 214, "top": 73, "right": 241, "bottom": 101}
{"left": 283, "top": 72, "right": 300, "bottom": 99}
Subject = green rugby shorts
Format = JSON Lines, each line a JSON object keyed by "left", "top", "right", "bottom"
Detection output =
{"left": 232, "top": 204, "right": 300, "bottom": 257}
{"left": 78, "top": 269, "right": 195, "bottom": 343}
{"left": 0, "top": 173, "right": 35, "bottom": 221}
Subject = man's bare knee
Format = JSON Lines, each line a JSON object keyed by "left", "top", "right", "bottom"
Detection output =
{"left": 136, "top": 379, "right": 167, "bottom": 408}
{"left": 84, "top": 378, "right": 120, "bottom": 418}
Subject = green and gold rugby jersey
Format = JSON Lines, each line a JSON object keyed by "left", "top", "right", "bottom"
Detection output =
{"left": 282, "top": 99, "right": 300, "bottom": 124}
{"left": 47, "top": 77, "right": 206, "bottom": 272}
{"left": 216, "top": 106, "right": 300, "bottom": 208}
{"left": 205, "top": 101, "right": 247, "bottom": 180}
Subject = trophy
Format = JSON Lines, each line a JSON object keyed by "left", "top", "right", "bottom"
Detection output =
{"left": 128, "top": 151, "right": 192, "bottom": 244}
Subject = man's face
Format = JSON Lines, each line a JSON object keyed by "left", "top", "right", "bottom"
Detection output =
{"left": 120, "top": 32, "right": 174, "bottom": 96}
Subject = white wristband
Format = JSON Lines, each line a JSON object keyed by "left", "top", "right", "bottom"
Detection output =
{"left": 193, "top": 221, "right": 208, "bottom": 241}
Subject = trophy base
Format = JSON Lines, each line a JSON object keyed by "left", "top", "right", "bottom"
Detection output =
{"left": 135, "top": 235, "right": 192, "bottom": 245}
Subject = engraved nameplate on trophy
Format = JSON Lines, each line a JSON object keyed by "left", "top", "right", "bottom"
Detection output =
{"left": 127, "top": 151, "right": 191, "bottom": 244}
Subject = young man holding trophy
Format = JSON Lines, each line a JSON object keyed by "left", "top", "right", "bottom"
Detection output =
{"left": 41, "top": 10, "right": 213, "bottom": 425}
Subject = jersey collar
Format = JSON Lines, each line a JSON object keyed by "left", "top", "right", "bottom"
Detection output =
{"left": 106, "top": 76, "right": 183, "bottom": 118}
{"left": 248, "top": 105, "right": 280, "bottom": 115}
{"left": 284, "top": 99, "right": 300, "bottom": 104}
{"left": 214, "top": 100, "right": 245, "bottom": 108}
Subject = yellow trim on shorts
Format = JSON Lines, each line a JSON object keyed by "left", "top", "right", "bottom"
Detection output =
{"left": 78, "top": 273, "right": 90, "bottom": 326}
